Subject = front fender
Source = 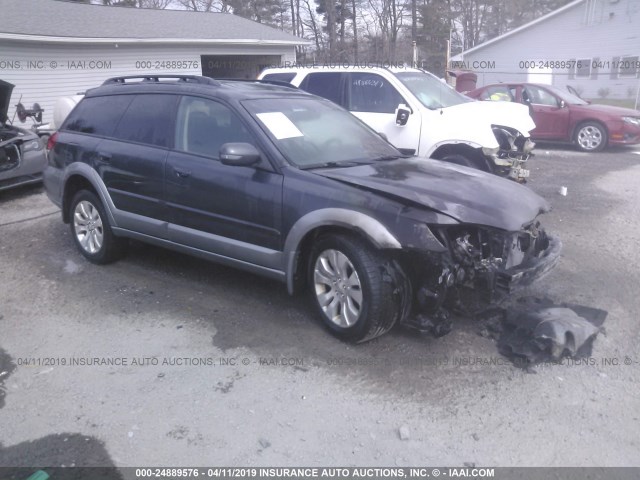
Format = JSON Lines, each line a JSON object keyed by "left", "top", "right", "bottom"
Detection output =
{"left": 283, "top": 208, "right": 402, "bottom": 294}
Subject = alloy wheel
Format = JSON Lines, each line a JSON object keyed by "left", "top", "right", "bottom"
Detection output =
{"left": 73, "top": 200, "right": 104, "bottom": 254}
{"left": 313, "top": 249, "right": 363, "bottom": 328}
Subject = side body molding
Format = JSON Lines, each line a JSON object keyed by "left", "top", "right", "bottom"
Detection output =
{"left": 283, "top": 208, "right": 402, "bottom": 294}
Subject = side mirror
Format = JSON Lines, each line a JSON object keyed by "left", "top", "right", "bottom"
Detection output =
{"left": 219, "top": 143, "right": 261, "bottom": 166}
{"left": 378, "top": 132, "right": 389, "bottom": 142}
{"left": 559, "top": 100, "right": 566, "bottom": 108}
{"left": 395, "top": 104, "right": 411, "bottom": 126}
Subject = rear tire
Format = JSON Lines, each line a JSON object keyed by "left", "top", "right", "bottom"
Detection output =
{"left": 69, "top": 190, "right": 126, "bottom": 264}
{"left": 308, "top": 234, "right": 399, "bottom": 342}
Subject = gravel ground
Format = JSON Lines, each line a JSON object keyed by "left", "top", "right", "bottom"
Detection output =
{"left": 1, "top": 145, "right": 639, "bottom": 468}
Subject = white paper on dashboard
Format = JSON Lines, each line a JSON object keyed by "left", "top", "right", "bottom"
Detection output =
{"left": 256, "top": 112, "right": 304, "bottom": 140}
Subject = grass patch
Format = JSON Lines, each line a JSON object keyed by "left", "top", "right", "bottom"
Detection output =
{"left": 587, "top": 98, "right": 639, "bottom": 110}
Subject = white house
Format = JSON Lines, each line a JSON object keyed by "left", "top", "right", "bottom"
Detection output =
{"left": 451, "top": 0, "right": 640, "bottom": 102}
{"left": 0, "top": 0, "right": 308, "bottom": 125}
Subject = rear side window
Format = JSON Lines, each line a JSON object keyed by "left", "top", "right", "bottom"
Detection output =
{"left": 299, "top": 72, "right": 344, "bottom": 106}
{"left": 112, "top": 94, "right": 178, "bottom": 148}
{"left": 348, "top": 72, "right": 404, "bottom": 113}
{"left": 63, "top": 95, "right": 132, "bottom": 136}
{"left": 262, "top": 73, "right": 296, "bottom": 83}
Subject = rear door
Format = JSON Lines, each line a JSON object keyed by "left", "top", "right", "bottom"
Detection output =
{"left": 165, "top": 95, "right": 283, "bottom": 260}
{"left": 95, "top": 94, "right": 178, "bottom": 237}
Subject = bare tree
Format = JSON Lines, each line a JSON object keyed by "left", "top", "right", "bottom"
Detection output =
{"left": 351, "top": 0, "right": 358, "bottom": 61}
{"left": 302, "top": 0, "right": 325, "bottom": 57}
{"left": 176, "top": 0, "right": 230, "bottom": 11}
{"left": 366, "top": 0, "right": 406, "bottom": 61}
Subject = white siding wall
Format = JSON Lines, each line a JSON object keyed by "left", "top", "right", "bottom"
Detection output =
{"left": 0, "top": 41, "right": 297, "bottom": 124}
{"left": 455, "top": 0, "right": 640, "bottom": 101}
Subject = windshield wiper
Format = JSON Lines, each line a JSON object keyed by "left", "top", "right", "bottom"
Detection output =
{"left": 302, "top": 160, "right": 373, "bottom": 170}
{"left": 371, "top": 154, "right": 407, "bottom": 161}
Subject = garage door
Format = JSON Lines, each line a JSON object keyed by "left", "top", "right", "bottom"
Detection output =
{"left": 201, "top": 55, "right": 282, "bottom": 79}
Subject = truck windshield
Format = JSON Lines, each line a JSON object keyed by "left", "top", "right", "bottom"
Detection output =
{"left": 396, "top": 71, "right": 471, "bottom": 110}
{"left": 243, "top": 97, "right": 401, "bottom": 168}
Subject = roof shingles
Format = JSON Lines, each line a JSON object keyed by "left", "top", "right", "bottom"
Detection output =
{"left": 0, "top": 0, "right": 305, "bottom": 43}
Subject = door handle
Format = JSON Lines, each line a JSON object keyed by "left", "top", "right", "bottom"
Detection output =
{"left": 97, "top": 152, "right": 112, "bottom": 163}
{"left": 173, "top": 168, "right": 191, "bottom": 178}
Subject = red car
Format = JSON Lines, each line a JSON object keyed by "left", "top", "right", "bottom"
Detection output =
{"left": 467, "top": 82, "right": 640, "bottom": 152}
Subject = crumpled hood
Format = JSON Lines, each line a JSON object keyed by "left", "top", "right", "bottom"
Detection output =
{"left": 0, "top": 80, "right": 14, "bottom": 126}
{"left": 445, "top": 100, "right": 536, "bottom": 136}
{"left": 316, "top": 157, "right": 550, "bottom": 231}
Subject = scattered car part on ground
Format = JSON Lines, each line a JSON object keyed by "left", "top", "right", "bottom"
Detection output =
{"left": 467, "top": 82, "right": 640, "bottom": 152}
{"left": 477, "top": 297, "right": 607, "bottom": 367}
{"left": 258, "top": 67, "right": 535, "bottom": 182}
{"left": 44, "top": 75, "right": 561, "bottom": 343}
{"left": 0, "top": 80, "right": 47, "bottom": 192}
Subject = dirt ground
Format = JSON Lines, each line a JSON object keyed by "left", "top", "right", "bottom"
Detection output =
{"left": 1, "top": 145, "right": 639, "bottom": 467}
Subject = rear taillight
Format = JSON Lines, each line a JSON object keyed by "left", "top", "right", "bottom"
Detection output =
{"left": 47, "top": 132, "right": 58, "bottom": 150}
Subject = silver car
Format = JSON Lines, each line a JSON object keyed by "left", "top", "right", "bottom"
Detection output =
{"left": 1, "top": 80, "right": 47, "bottom": 191}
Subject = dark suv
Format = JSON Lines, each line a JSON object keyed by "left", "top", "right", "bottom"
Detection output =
{"left": 44, "top": 75, "right": 561, "bottom": 342}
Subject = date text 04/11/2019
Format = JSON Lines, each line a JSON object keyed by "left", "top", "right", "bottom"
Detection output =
{"left": 134, "top": 468, "right": 497, "bottom": 478}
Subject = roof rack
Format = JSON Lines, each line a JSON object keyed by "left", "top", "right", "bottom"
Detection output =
{"left": 221, "top": 78, "right": 298, "bottom": 89}
{"left": 102, "top": 75, "right": 220, "bottom": 86}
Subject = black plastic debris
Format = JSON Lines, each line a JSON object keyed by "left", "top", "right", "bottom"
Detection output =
{"left": 403, "top": 310, "right": 453, "bottom": 337}
{"left": 477, "top": 297, "right": 607, "bottom": 367}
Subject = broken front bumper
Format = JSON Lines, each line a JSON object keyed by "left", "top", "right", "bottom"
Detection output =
{"left": 495, "top": 234, "right": 562, "bottom": 293}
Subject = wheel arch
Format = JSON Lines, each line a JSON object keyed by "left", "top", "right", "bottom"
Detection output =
{"left": 430, "top": 143, "right": 493, "bottom": 172}
{"left": 571, "top": 119, "right": 609, "bottom": 146}
{"left": 283, "top": 209, "right": 402, "bottom": 295}
{"left": 61, "top": 164, "right": 116, "bottom": 226}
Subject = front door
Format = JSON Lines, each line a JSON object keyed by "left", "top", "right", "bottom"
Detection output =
{"left": 346, "top": 72, "right": 421, "bottom": 154}
{"left": 165, "top": 95, "right": 283, "bottom": 259}
{"left": 521, "top": 85, "right": 570, "bottom": 140}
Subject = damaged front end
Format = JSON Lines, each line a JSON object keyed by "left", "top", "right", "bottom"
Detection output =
{"left": 488, "top": 125, "right": 535, "bottom": 182}
{"left": 399, "top": 221, "right": 561, "bottom": 335}
{"left": 0, "top": 80, "right": 47, "bottom": 191}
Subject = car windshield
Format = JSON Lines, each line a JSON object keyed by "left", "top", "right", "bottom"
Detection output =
{"left": 545, "top": 85, "right": 589, "bottom": 105}
{"left": 395, "top": 71, "right": 471, "bottom": 109}
{"left": 242, "top": 97, "right": 402, "bottom": 168}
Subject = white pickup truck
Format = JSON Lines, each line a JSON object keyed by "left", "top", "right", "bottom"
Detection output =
{"left": 258, "top": 66, "right": 536, "bottom": 181}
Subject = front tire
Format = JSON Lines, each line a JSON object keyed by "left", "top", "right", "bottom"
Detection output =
{"left": 575, "top": 122, "right": 607, "bottom": 152}
{"left": 69, "top": 190, "right": 126, "bottom": 264}
{"left": 308, "top": 234, "right": 399, "bottom": 342}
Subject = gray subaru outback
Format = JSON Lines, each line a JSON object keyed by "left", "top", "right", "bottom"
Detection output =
{"left": 44, "top": 75, "right": 561, "bottom": 342}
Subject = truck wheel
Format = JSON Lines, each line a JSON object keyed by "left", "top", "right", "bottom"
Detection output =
{"left": 575, "top": 122, "right": 607, "bottom": 152}
{"left": 69, "top": 190, "right": 126, "bottom": 264}
{"left": 308, "top": 234, "right": 398, "bottom": 342}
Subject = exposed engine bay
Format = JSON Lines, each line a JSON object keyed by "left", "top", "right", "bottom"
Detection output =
{"left": 395, "top": 221, "right": 561, "bottom": 336}
{"left": 0, "top": 127, "right": 27, "bottom": 173}
{"left": 0, "top": 79, "right": 48, "bottom": 191}
{"left": 491, "top": 125, "right": 535, "bottom": 182}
